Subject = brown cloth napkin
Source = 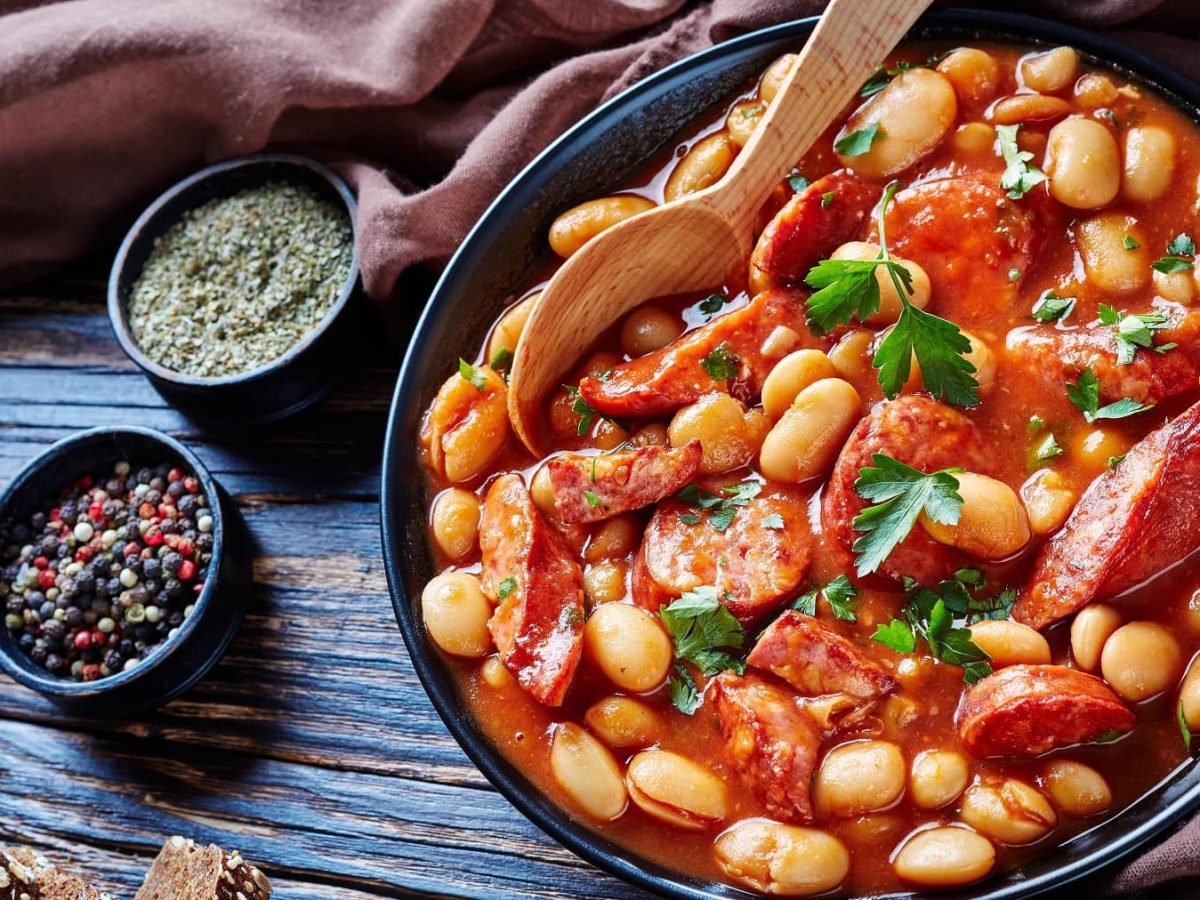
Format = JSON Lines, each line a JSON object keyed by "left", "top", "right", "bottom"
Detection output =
{"left": 1, "top": 0, "right": 1199, "bottom": 894}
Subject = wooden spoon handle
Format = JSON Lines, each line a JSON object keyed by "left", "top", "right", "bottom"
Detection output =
{"left": 715, "top": 0, "right": 934, "bottom": 214}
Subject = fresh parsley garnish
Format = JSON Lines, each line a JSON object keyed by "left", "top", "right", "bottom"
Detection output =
{"left": 583, "top": 490, "right": 602, "bottom": 509}
{"left": 792, "top": 574, "right": 859, "bottom": 621}
{"left": 1107, "top": 454, "right": 1126, "bottom": 469}
{"left": 996, "top": 124, "right": 1048, "bottom": 200}
{"left": 563, "top": 385, "right": 628, "bottom": 436}
{"left": 701, "top": 343, "right": 740, "bottom": 381}
{"left": 1181, "top": 700, "right": 1193, "bottom": 753}
{"left": 1008, "top": 268, "right": 1022, "bottom": 283}
{"left": 1153, "top": 233, "right": 1196, "bottom": 273}
{"left": 1094, "top": 728, "right": 1122, "bottom": 745}
{"left": 786, "top": 169, "right": 810, "bottom": 192}
{"left": 698, "top": 293, "right": 728, "bottom": 316}
{"left": 497, "top": 576, "right": 517, "bottom": 601}
{"left": 761, "top": 513, "right": 785, "bottom": 530}
{"left": 489, "top": 347, "right": 514, "bottom": 372}
{"left": 669, "top": 664, "right": 701, "bottom": 715}
{"left": 677, "top": 479, "right": 762, "bottom": 533}
{"left": 851, "top": 454, "right": 964, "bottom": 576}
{"left": 872, "top": 573, "right": 1001, "bottom": 684}
{"left": 660, "top": 586, "right": 747, "bottom": 714}
{"left": 821, "top": 190, "right": 835, "bottom": 208}
{"left": 1066, "top": 368, "right": 1154, "bottom": 423}
{"left": 1098, "top": 304, "right": 1173, "bottom": 365}
{"left": 835, "top": 122, "right": 885, "bottom": 157}
{"left": 1034, "top": 433, "right": 1063, "bottom": 461}
{"left": 1031, "top": 292, "right": 1075, "bottom": 324}
{"left": 860, "top": 62, "right": 920, "bottom": 97}
{"left": 740, "top": 103, "right": 764, "bottom": 119}
{"left": 1028, "top": 415, "right": 1045, "bottom": 433}
{"left": 458, "top": 358, "right": 489, "bottom": 390}
{"left": 1123, "top": 234, "right": 1140, "bottom": 250}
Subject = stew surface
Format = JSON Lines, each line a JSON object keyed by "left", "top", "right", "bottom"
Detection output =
{"left": 416, "top": 40, "right": 1200, "bottom": 896}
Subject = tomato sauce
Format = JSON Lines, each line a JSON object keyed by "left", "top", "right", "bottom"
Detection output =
{"left": 418, "top": 41, "right": 1200, "bottom": 896}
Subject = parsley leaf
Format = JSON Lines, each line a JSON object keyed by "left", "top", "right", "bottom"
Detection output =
{"left": 872, "top": 619, "right": 916, "bottom": 653}
{"left": 1034, "top": 433, "right": 1063, "bottom": 461}
{"left": 497, "top": 577, "right": 517, "bottom": 601}
{"left": 1066, "top": 368, "right": 1154, "bottom": 423}
{"left": 786, "top": 169, "right": 810, "bottom": 193}
{"left": 804, "top": 258, "right": 889, "bottom": 333}
{"left": 1094, "top": 728, "right": 1122, "bottom": 745}
{"left": 1123, "top": 234, "right": 1140, "bottom": 250}
{"left": 1154, "top": 256, "right": 1194, "bottom": 274}
{"left": 677, "top": 478, "right": 761, "bottom": 533}
{"left": 1031, "top": 292, "right": 1075, "bottom": 324}
{"left": 791, "top": 587, "right": 818, "bottom": 616}
{"left": 669, "top": 664, "right": 701, "bottom": 715}
{"left": 678, "top": 512, "right": 701, "bottom": 525}
{"left": 458, "top": 358, "right": 489, "bottom": 390}
{"left": 583, "top": 490, "right": 602, "bottom": 509}
{"left": 1105, "top": 309, "right": 1172, "bottom": 365}
{"left": 1168, "top": 233, "right": 1196, "bottom": 257}
{"left": 701, "top": 343, "right": 740, "bottom": 381}
{"left": 1181, "top": 700, "right": 1194, "bottom": 753}
{"left": 1107, "top": 453, "right": 1126, "bottom": 469}
{"left": 792, "top": 575, "right": 859, "bottom": 621}
{"left": 563, "top": 385, "right": 596, "bottom": 435}
{"left": 821, "top": 190, "right": 835, "bottom": 208}
{"left": 996, "top": 124, "right": 1048, "bottom": 199}
{"left": 1008, "top": 268, "right": 1022, "bottom": 283}
{"left": 1153, "top": 234, "right": 1195, "bottom": 274}
{"left": 873, "top": 577, "right": 997, "bottom": 684}
{"left": 698, "top": 293, "right": 728, "bottom": 316}
{"left": 761, "top": 513, "right": 785, "bottom": 530}
{"left": 851, "top": 455, "right": 964, "bottom": 576}
{"left": 859, "top": 61, "right": 921, "bottom": 98}
{"left": 835, "top": 122, "right": 885, "bottom": 157}
{"left": 489, "top": 347, "right": 514, "bottom": 372}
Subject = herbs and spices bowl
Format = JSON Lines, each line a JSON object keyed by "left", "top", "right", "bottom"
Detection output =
{"left": 108, "top": 154, "right": 363, "bottom": 427}
{"left": 0, "top": 427, "right": 251, "bottom": 713}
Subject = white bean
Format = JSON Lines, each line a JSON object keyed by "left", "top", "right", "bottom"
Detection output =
{"left": 621, "top": 305, "right": 683, "bottom": 357}
{"left": 583, "top": 602, "right": 671, "bottom": 693}
{"left": 585, "top": 696, "right": 663, "bottom": 749}
{"left": 813, "top": 740, "right": 906, "bottom": 818}
{"left": 669, "top": 393, "right": 769, "bottom": 475}
{"left": 1181, "top": 655, "right": 1200, "bottom": 731}
{"left": 550, "top": 723, "right": 628, "bottom": 821}
{"left": 1020, "top": 47, "right": 1078, "bottom": 94}
{"left": 1043, "top": 760, "right": 1112, "bottom": 818}
{"left": 960, "top": 778, "right": 1057, "bottom": 845}
{"left": 1045, "top": 117, "right": 1120, "bottom": 210}
{"left": 830, "top": 241, "right": 931, "bottom": 325}
{"left": 715, "top": 820, "right": 850, "bottom": 896}
{"left": 759, "top": 379, "right": 862, "bottom": 483}
{"left": 968, "top": 620, "right": 1051, "bottom": 668}
{"left": 1123, "top": 125, "right": 1177, "bottom": 203}
{"left": 893, "top": 826, "right": 996, "bottom": 887}
{"left": 1075, "top": 212, "right": 1149, "bottom": 294}
{"left": 1070, "top": 604, "right": 1122, "bottom": 672}
{"left": 919, "top": 472, "right": 1030, "bottom": 560}
{"left": 909, "top": 750, "right": 970, "bottom": 810}
{"left": 549, "top": 195, "right": 656, "bottom": 258}
{"left": 430, "top": 488, "right": 481, "bottom": 561}
{"left": 1101, "top": 621, "right": 1183, "bottom": 702}
{"left": 626, "top": 750, "right": 728, "bottom": 830}
{"left": 761, "top": 350, "right": 837, "bottom": 420}
{"left": 421, "top": 572, "right": 493, "bottom": 658}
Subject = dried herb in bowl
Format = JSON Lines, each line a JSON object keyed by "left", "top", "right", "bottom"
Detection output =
{"left": 126, "top": 181, "right": 353, "bottom": 378}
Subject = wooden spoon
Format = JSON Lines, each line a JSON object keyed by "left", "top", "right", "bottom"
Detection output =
{"left": 508, "top": 0, "right": 934, "bottom": 454}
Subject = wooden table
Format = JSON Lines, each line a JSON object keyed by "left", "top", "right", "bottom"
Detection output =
{"left": 0, "top": 271, "right": 647, "bottom": 899}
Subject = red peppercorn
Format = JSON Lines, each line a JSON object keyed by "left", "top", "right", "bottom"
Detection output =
{"left": 38, "top": 569, "right": 56, "bottom": 590}
{"left": 77, "top": 475, "right": 93, "bottom": 490}
{"left": 75, "top": 546, "right": 94, "bottom": 563}
{"left": 49, "top": 507, "right": 60, "bottom": 521}
{"left": 122, "top": 542, "right": 141, "bottom": 558}
{"left": 73, "top": 631, "right": 92, "bottom": 650}
{"left": 88, "top": 501, "right": 105, "bottom": 521}
{"left": 33, "top": 556, "right": 48, "bottom": 570}
{"left": 144, "top": 527, "right": 164, "bottom": 547}
{"left": 81, "top": 664, "right": 102, "bottom": 682}
{"left": 164, "top": 533, "right": 180, "bottom": 550}
{"left": 176, "top": 539, "right": 194, "bottom": 558}
{"left": 138, "top": 502, "right": 156, "bottom": 519}
{"left": 158, "top": 503, "right": 174, "bottom": 519}
{"left": 184, "top": 476, "right": 200, "bottom": 494}
{"left": 178, "top": 560, "right": 197, "bottom": 582}
{"left": 168, "top": 467, "right": 184, "bottom": 483}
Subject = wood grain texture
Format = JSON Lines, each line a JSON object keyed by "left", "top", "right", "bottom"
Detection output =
{"left": 0, "top": 289, "right": 647, "bottom": 899}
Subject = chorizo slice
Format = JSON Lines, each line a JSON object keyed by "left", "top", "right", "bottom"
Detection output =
{"left": 958, "top": 664, "right": 1135, "bottom": 758}
{"left": 822, "top": 395, "right": 988, "bottom": 585}
{"left": 1015, "top": 401, "right": 1200, "bottom": 630}
{"left": 877, "top": 177, "right": 1040, "bottom": 310}
{"left": 1006, "top": 317, "right": 1200, "bottom": 406}
{"left": 578, "top": 288, "right": 809, "bottom": 419}
{"left": 751, "top": 170, "right": 882, "bottom": 282}
{"left": 747, "top": 610, "right": 897, "bottom": 700}
{"left": 708, "top": 671, "right": 822, "bottom": 822}
{"left": 480, "top": 474, "right": 585, "bottom": 706}
{"left": 632, "top": 480, "right": 812, "bottom": 625}
{"left": 546, "top": 441, "right": 702, "bottom": 524}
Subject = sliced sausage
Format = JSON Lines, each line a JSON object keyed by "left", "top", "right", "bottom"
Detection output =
{"left": 751, "top": 170, "right": 882, "bottom": 283}
{"left": 1007, "top": 317, "right": 1200, "bottom": 406}
{"left": 958, "top": 664, "right": 1135, "bottom": 758}
{"left": 480, "top": 474, "right": 585, "bottom": 706}
{"left": 708, "top": 671, "right": 823, "bottom": 822}
{"left": 633, "top": 480, "right": 812, "bottom": 625}
{"left": 877, "top": 177, "right": 1041, "bottom": 311}
{"left": 546, "top": 441, "right": 702, "bottom": 524}
{"left": 578, "top": 288, "right": 810, "bottom": 419}
{"left": 1015, "top": 401, "right": 1200, "bottom": 629}
{"left": 823, "top": 395, "right": 988, "bottom": 585}
{"left": 748, "top": 611, "right": 897, "bottom": 700}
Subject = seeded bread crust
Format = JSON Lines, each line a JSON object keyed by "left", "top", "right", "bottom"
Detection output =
{"left": 134, "top": 837, "right": 271, "bottom": 900}
{"left": 0, "top": 847, "right": 113, "bottom": 900}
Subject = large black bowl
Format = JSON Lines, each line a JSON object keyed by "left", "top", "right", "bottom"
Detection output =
{"left": 382, "top": 10, "right": 1200, "bottom": 899}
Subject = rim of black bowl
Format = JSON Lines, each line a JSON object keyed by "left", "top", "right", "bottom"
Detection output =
{"left": 107, "top": 153, "right": 360, "bottom": 388}
{"left": 0, "top": 426, "right": 226, "bottom": 698}
{"left": 382, "top": 10, "right": 1200, "bottom": 900}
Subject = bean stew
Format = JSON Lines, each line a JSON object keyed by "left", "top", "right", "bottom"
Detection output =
{"left": 416, "top": 40, "right": 1200, "bottom": 896}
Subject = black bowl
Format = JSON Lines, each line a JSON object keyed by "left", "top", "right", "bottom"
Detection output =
{"left": 381, "top": 10, "right": 1200, "bottom": 899}
{"left": 108, "top": 153, "right": 364, "bottom": 428}
{"left": 0, "top": 427, "right": 250, "bottom": 714}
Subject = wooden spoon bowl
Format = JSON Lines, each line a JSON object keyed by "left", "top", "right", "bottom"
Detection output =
{"left": 509, "top": 0, "right": 934, "bottom": 454}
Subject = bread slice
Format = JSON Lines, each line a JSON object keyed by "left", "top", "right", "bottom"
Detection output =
{"left": 134, "top": 837, "right": 271, "bottom": 900}
{"left": 0, "top": 846, "right": 113, "bottom": 900}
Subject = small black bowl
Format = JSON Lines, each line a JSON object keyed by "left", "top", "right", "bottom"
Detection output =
{"left": 108, "top": 153, "right": 364, "bottom": 427}
{"left": 383, "top": 8, "right": 1200, "bottom": 900}
{"left": 0, "top": 427, "right": 250, "bottom": 714}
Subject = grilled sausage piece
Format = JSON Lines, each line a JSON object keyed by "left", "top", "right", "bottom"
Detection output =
{"left": 1016, "top": 401, "right": 1200, "bottom": 630}
{"left": 480, "top": 474, "right": 585, "bottom": 706}
{"left": 708, "top": 671, "right": 823, "bottom": 822}
{"left": 632, "top": 481, "right": 812, "bottom": 626}
{"left": 877, "top": 177, "right": 1040, "bottom": 312}
{"left": 823, "top": 395, "right": 988, "bottom": 585}
{"left": 748, "top": 611, "right": 897, "bottom": 700}
{"left": 546, "top": 441, "right": 702, "bottom": 524}
{"left": 578, "top": 288, "right": 809, "bottom": 419}
{"left": 958, "top": 664, "right": 1135, "bottom": 758}
{"left": 751, "top": 170, "right": 882, "bottom": 283}
{"left": 1006, "top": 316, "right": 1200, "bottom": 406}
